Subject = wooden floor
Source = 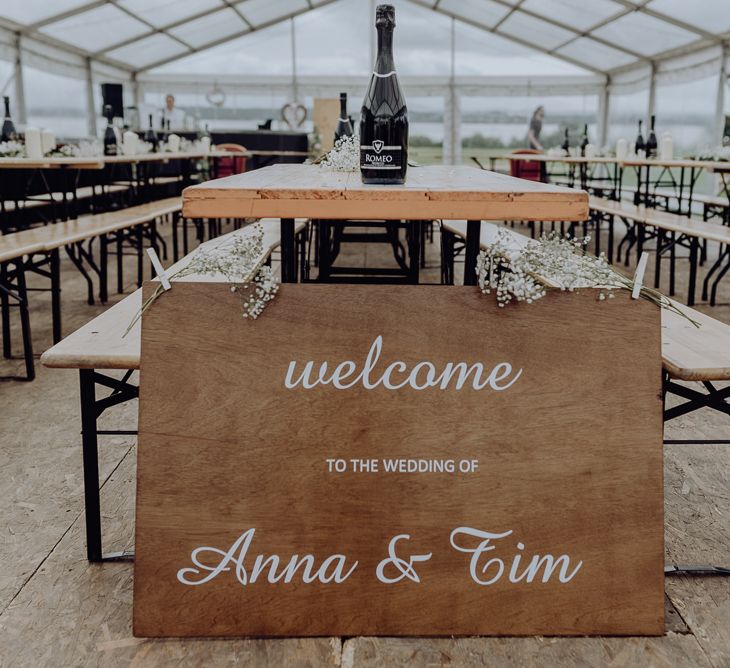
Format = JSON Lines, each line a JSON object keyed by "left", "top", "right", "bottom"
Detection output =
{"left": 0, "top": 218, "right": 728, "bottom": 667}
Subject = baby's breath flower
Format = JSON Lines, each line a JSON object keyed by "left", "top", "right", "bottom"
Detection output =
{"left": 318, "top": 135, "right": 360, "bottom": 172}
{"left": 474, "top": 228, "right": 699, "bottom": 327}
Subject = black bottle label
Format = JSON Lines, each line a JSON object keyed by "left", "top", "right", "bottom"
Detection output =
{"left": 361, "top": 141, "right": 402, "bottom": 170}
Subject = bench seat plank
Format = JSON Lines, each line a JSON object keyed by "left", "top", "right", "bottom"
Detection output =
{"left": 589, "top": 196, "right": 730, "bottom": 245}
{"left": 40, "top": 219, "right": 305, "bottom": 370}
{"left": 0, "top": 197, "right": 182, "bottom": 263}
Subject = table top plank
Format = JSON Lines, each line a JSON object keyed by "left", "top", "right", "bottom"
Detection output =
{"left": 183, "top": 164, "right": 588, "bottom": 221}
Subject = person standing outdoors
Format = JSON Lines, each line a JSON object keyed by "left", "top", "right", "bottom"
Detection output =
{"left": 527, "top": 106, "right": 545, "bottom": 151}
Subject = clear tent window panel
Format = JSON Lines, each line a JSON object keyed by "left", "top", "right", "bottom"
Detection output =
{"left": 654, "top": 74, "right": 720, "bottom": 155}
{"left": 556, "top": 37, "right": 636, "bottom": 71}
{"left": 520, "top": 0, "right": 624, "bottom": 32}
{"left": 606, "top": 88, "right": 650, "bottom": 147}
{"left": 168, "top": 8, "right": 249, "bottom": 49}
{"left": 23, "top": 65, "right": 88, "bottom": 137}
{"left": 107, "top": 34, "right": 189, "bottom": 70}
{"left": 235, "top": 0, "right": 309, "bottom": 28}
{"left": 39, "top": 4, "right": 149, "bottom": 54}
{"left": 0, "top": 0, "right": 93, "bottom": 26}
{"left": 498, "top": 11, "right": 576, "bottom": 50}
{"left": 437, "top": 0, "right": 512, "bottom": 30}
{"left": 116, "top": 0, "right": 225, "bottom": 30}
{"left": 647, "top": 0, "right": 730, "bottom": 34}
{"left": 591, "top": 11, "right": 698, "bottom": 57}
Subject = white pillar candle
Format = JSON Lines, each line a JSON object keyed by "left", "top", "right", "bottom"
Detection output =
{"left": 200, "top": 136, "right": 211, "bottom": 154}
{"left": 24, "top": 127, "right": 43, "bottom": 159}
{"left": 167, "top": 133, "right": 180, "bottom": 152}
{"left": 122, "top": 130, "right": 138, "bottom": 156}
{"left": 584, "top": 143, "right": 596, "bottom": 158}
{"left": 616, "top": 138, "right": 628, "bottom": 161}
{"left": 659, "top": 133, "right": 673, "bottom": 161}
{"left": 40, "top": 129, "right": 55, "bottom": 155}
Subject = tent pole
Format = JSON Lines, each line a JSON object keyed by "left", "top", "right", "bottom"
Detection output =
{"left": 444, "top": 16, "right": 461, "bottom": 166}
{"left": 597, "top": 79, "right": 610, "bottom": 148}
{"left": 290, "top": 17, "right": 298, "bottom": 102}
{"left": 647, "top": 62, "right": 657, "bottom": 129}
{"left": 13, "top": 33, "right": 27, "bottom": 125}
{"left": 715, "top": 47, "right": 727, "bottom": 146}
{"left": 85, "top": 57, "right": 97, "bottom": 137}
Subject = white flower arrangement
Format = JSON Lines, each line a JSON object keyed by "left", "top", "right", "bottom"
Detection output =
{"left": 124, "top": 223, "right": 279, "bottom": 336}
{"left": 476, "top": 228, "right": 698, "bottom": 324}
{"left": 317, "top": 135, "right": 360, "bottom": 172}
{"left": 694, "top": 146, "right": 730, "bottom": 162}
{"left": 0, "top": 140, "right": 25, "bottom": 157}
{"left": 46, "top": 143, "right": 80, "bottom": 157}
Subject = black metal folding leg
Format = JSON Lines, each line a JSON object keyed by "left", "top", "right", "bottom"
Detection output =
{"left": 664, "top": 376, "right": 730, "bottom": 422}
{"left": 79, "top": 368, "right": 138, "bottom": 562}
{"left": 0, "top": 259, "right": 34, "bottom": 381}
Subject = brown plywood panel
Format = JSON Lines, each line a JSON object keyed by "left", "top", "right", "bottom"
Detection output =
{"left": 134, "top": 284, "right": 663, "bottom": 637}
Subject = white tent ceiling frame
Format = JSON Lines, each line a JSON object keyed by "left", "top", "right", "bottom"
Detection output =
{"left": 0, "top": 0, "right": 728, "bottom": 157}
{"left": 0, "top": 0, "right": 727, "bottom": 77}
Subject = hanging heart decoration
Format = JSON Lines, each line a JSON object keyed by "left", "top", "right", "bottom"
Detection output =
{"left": 206, "top": 82, "right": 226, "bottom": 108}
{"left": 281, "top": 102, "right": 307, "bottom": 129}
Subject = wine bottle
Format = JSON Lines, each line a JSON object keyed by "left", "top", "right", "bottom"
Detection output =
{"left": 103, "top": 104, "right": 118, "bottom": 156}
{"left": 158, "top": 114, "right": 167, "bottom": 144}
{"left": 144, "top": 113, "right": 158, "bottom": 152}
{"left": 2, "top": 96, "right": 16, "bottom": 142}
{"left": 561, "top": 128, "right": 570, "bottom": 155}
{"left": 580, "top": 123, "right": 588, "bottom": 157}
{"left": 334, "top": 92, "right": 353, "bottom": 142}
{"left": 360, "top": 4, "right": 408, "bottom": 185}
{"left": 646, "top": 115, "right": 658, "bottom": 159}
{"left": 635, "top": 120, "right": 645, "bottom": 156}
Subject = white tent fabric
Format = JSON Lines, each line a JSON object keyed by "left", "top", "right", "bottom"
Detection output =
{"left": 0, "top": 0, "right": 727, "bottom": 75}
{"left": 0, "top": 0, "right": 728, "bottom": 159}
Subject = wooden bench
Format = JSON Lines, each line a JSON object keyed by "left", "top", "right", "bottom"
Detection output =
{"left": 440, "top": 219, "right": 730, "bottom": 424}
{"left": 620, "top": 185, "right": 729, "bottom": 221}
{"left": 40, "top": 219, "right": 307, "bottom": 561}
{"left": 1, "top": 185, "right": 133, "bottom": 228}
{"left": 0, "top": 197, "right": 181, "bottom": 380}
{"left": 589, "top": 195, "right": 730, "bottom": 306}
{"left": 41, "top": 219, "right": 306, "bottom": 371}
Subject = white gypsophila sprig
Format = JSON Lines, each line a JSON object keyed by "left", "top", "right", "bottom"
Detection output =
{"left": 475, "top": 228, "right": 699, "bottom": 325}
{"left": 318, "top": 134, "right": 360, "bottom": 172}
{"left": 124, "top": 223, "right": 280, "bottom": 336}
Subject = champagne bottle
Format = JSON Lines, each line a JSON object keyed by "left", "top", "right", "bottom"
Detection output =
{"left": 635, "top": 119, "right": 645, "bottom": 156}
{"left": 561, "top": 128, "right": 570, "bottom": 155}
{"left": 646, "top": 115, "right": 658, "bottom": 159}
{"left": 103, "top": 104, "right": 118, "bottom": 156}
{"left": 2, "top": 96, "right": 16, "bottom": 142}
{"left": 334, "top": 92, "right": 353, "bottom": 142}
{"left": 360, "top": 4, "right": 408, "bottom": 184}
{"left": 580, "top": 123, "right": 588, "bottom": 157}
{"left": 144, "top": 113, "right": 158, "bottom": 152}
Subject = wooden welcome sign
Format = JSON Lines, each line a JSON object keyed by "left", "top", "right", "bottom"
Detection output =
{"left": 134, "top": 284, "right": 664, "bottom": 637}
